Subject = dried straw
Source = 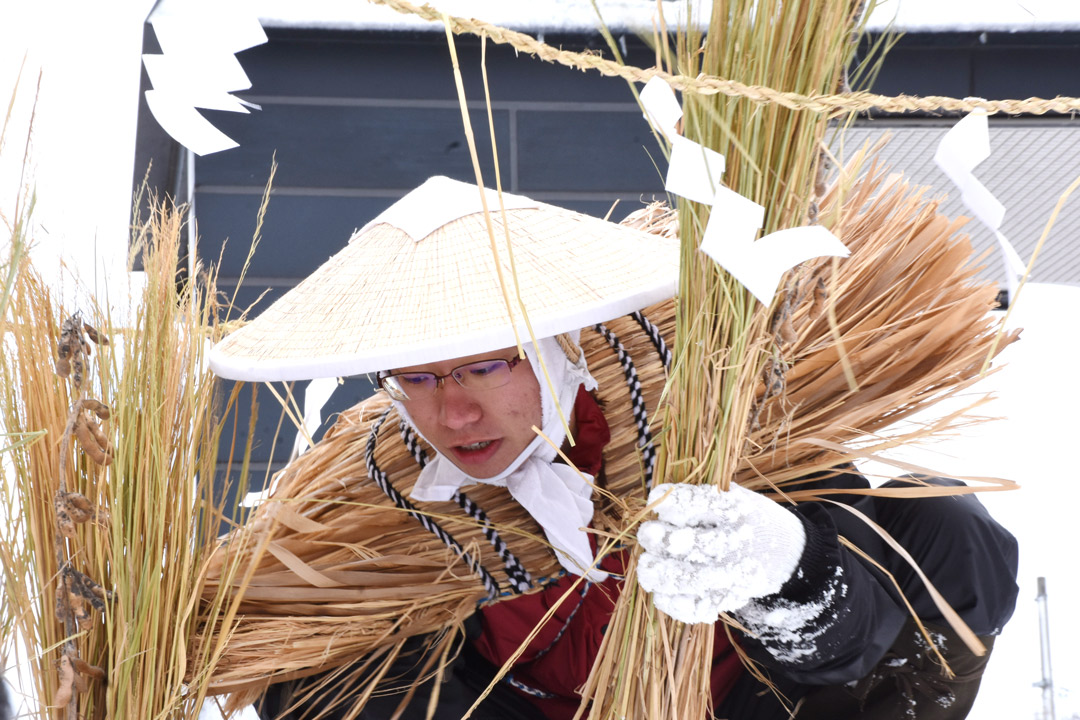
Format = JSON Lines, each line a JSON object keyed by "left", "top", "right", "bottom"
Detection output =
{"left": 585, "top": 2, "right": 876, "bottom": 717}
{"left": 0, "top": 197, "right": 258, "bottom": 719}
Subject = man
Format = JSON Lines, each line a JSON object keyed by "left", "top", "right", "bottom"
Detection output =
{"left": 209, "top": 177, "right": 1018, "bottom": 719}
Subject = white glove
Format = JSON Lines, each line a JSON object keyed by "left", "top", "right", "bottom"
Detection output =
{"left": 636, "top": 483, "right": 806, "bottom": 624}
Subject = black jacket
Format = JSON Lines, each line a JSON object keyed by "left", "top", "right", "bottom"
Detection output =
{"left": 719, "top": 471, "right": 1019, "bottom": 719}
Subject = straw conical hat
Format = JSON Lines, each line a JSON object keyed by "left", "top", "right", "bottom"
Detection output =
{"left": 209, "top": 176, "right": 680, "bottom": 382}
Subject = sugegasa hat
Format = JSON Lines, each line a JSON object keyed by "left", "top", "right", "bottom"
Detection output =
{"left": 208, "top": 176, "right": 681, "bottom": 382}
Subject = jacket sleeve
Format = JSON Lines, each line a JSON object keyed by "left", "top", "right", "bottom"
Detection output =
{"left": 729, "top": 473, "right": 1020, "bottom": 687}
{"left": 730, "top": 503, "right": 909, "bottom": 685}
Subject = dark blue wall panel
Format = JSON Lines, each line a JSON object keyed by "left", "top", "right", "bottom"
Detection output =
{"left": 516, "top": 110, "right": 665, "bottom": 192}
{"left": 198, "top": 104, "right": 512, "bottom": 189}
{"left": 197, "top": 194, "right": 394, "bottom": 280}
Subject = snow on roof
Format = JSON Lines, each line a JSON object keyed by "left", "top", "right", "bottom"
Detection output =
{"left": 866, "top": 0, "right": 1080, "bottom": 32}
{"left": 255, "top": 0, "right": 704, "bottom": 34}
{"left": 253, "top": 0, "right": 1080, "bottom": 34}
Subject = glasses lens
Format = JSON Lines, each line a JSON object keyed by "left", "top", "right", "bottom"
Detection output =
{"left": 385, "top": 373, "right": 437, "bottom": 400}
{"left": 453, "top": 359, "right": 512, "bottom": 390}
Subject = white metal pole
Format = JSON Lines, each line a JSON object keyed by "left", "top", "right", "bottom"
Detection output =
{"left": 1035, "top": 576, "right": 1055, "bottom": 720}
{"left": 186, "top": 147, "right": 196, "bottom": 281}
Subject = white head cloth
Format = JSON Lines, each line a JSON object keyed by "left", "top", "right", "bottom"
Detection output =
{"left": 399, "top": 333, "right": 606, "bottom": 582}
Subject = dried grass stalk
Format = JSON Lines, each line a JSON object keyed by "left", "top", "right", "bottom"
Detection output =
{"left": 0, "top": 198, "right": 253, "bottom": 718}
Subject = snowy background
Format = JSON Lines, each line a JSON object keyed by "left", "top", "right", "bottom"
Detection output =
{"left": 2, "top": 1, "right": 1078, "bottom": 719}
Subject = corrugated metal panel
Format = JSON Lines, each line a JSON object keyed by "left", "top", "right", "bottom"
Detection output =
{"left": 836, "top": 122, "right": 1080, "bottom": 286}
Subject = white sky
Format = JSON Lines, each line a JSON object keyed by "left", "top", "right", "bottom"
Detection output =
{"left": 2, "top": 1, "right": 1078, "bottom": 718}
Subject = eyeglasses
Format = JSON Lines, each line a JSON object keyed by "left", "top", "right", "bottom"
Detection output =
{"left": 379, "top": 356, "right": 525, "bottom": 402}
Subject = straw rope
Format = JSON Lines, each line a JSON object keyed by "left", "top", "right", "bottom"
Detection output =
{"left": 367, "top": 0, "right": 1080, "bottom": 116}
{"left": 397, "top": 420, "right": 536, "bottom": 593}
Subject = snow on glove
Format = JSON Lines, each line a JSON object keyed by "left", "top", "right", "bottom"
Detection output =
{"left": 636, "top": 482, "right": 806, "bottom": 624}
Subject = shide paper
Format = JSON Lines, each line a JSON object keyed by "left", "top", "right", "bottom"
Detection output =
{"left": 702, "top": 189, "right": 849, "bottom": 305}
{"left": 639, "top": 78, "right": 849, "bottom": 305}
{"left": 667, "top": 135, "right": 727, "bottom": 205}
{"left": 640, "top": 76, "right": 684, "bottom": 141}
{"left": 934, "top": 111, "right": 1026, "bottom": 293}
{"left": 291, "top": 377, "right": 340, "bottom": 459}
{"left": 143, "top": 0, "right": 268, "bottom": 156}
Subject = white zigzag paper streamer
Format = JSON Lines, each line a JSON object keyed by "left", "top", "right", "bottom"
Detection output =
{"left": 291, "top": 377, "right": 341, "bottom": 459}
{"left": 934, "top": 111, "right": 1026, "bottom": 298}
{"left": 639, "top": 77, "right": 849, "bottom": 305}
{"left": 143, "top": 0, "right": 268, "bottom": 156}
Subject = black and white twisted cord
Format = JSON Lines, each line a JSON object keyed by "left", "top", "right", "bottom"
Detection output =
{"left": 504, "top": 674, "right": 556, "bottom": 699}
{"left": 398, "top": 420, "right": 532, "bottom": 594}
{"left": 530, "top": 581, "right": 592, "bottom": 661}
{"left": 594, "top": 322, "right": 658, "bottom": 491}
{"left": 364, "top": 407, "right": 499, "bottom": 599}
{"left": 631, "top": 310, "right": 672, "bottom": 371}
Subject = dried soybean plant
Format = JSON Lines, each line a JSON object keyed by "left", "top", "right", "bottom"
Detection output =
{"left": 0, "top": 198, "right": 255, "bottom": 719}
{"left": 51, "top": 312, "right": 112, "bottom": 716}
{"left": 0, "top": 264, "right": 109, "bottom": 719}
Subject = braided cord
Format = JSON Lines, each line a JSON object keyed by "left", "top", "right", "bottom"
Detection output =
{"left": 530, "top": 581, "right": 593, "bottom": 661}
{"left": 399, "top": 420, "right": 533, "bottom": 594}
{"left": 501, "top": 580, "right": 594, "bottom": 699}
{"left": 364, "top": 407, "right": 500, "bottom": 598}
{"left": 631, "top": 310, "right": 672, "bottom": 371}
{"left": 504, "top": 674, "right": 557, "bottom": 699}
{"left": 594, "top": 322, "right": 657, "bottom": 491}
{"left": 368, "top": 0, "right": 1080, "bottom": 117}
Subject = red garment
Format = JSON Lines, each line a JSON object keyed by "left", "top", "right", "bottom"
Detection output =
{"left": 473, "top": 389, "right": 743, "bottom": 719}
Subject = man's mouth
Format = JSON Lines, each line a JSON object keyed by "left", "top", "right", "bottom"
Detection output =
{"left": 449, "top": 438, "right": 502, "bottom": 466}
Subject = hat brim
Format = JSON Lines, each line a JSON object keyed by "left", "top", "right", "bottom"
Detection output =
{"left": 209, "top": 200, "right": 680, "bottom": 382}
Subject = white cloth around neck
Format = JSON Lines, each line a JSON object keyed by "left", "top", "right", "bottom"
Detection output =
{"left": 399, "top": 334, "right": 606, "bottom": 581}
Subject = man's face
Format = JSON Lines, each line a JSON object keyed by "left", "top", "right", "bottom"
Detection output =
{"left": 390, "top": 349, "right": 543, "bottom": 479}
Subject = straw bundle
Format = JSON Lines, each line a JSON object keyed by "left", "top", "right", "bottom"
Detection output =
{"left": 0, "top": 200, "right": 253, "bottom": 719}
{"left": 581, "top": 1, "right": 879, "bottom": 716}
{"left": 196, "top": 163, "right": 1013, "bottom": 713}
{"left": 739, "top": 161, "right": 1020, "bottom": 487}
